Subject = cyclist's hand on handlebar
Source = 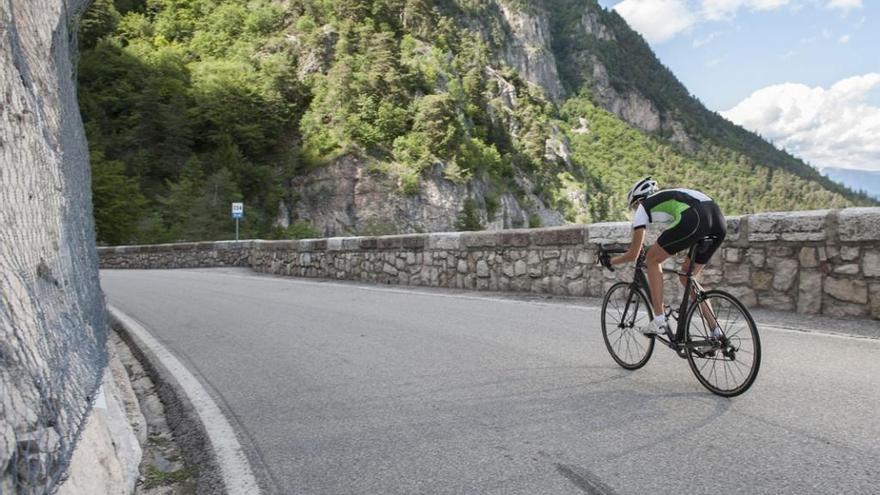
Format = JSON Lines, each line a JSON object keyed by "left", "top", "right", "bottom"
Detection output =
{"left": 598, "top": 251, "right": 614, "bottom": 271}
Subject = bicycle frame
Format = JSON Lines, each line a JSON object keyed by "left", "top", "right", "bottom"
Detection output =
{"left": 613, "top": 242, "right": 716, "bottom": 354}
{"left": 599, "top": 238, "right": 760, "bottom": 396}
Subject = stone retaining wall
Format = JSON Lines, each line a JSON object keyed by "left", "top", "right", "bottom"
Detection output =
{"left": 99, "top": 240, "right": 252, "bottom": 269}
{"left": 98, "top": 208, "right": 880, "bottom": 320}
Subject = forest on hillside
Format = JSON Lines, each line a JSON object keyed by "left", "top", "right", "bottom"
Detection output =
{"left": 77, "top": 0, "right": 874, "bottom": 245}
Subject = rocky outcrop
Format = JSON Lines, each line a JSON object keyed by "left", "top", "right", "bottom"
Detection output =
{"left": 480, "top": 1, "right": 696, "bottom": 149}
{"left": 495, "top": 1, "right": 564, "bottom": 101}
{"left": 588, "top": 57, "right": 661, "bottom": 133}
{"left": 580, "top": 10, "right": 615, "bottom": 41}
{"left": 287, "top": 154, "right": 560, "bottom": 236}
{"left": 1, "top": 0, "right": 108, "bottom": 492}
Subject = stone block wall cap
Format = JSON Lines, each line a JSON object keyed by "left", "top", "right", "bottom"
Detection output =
{"left": 426, "top": 232, "right": 462, "bottom": 250}
{"left": 587, "top": 221, "right": 631, "bottom": 245}
{"left": 724, "top": 216, "right": 743, "bottom": 242}
{"left": 261, "top": 240, "right": 298, "bottom": 251}
{"left": 173, "top": 242, "right": 208, "bottom": 251}
{"left": 297, "top": 238, "right": 328, "bottom": 251}
{"left": 366, "top": 233, "right": 429, "bottom": 249}
{"left": 497, "top": 230, "right": 531, "bottom": 248}
{"left": 212, "top": 240, "right": 250, "bottom": 250}
{"left": 530, "top": 225, "right": 586, "bottom": 246}
{"left": 340, "top": 237, "right": 361, "bottom": 250}
{"left": 326, "top": 237, "right": 345, "bottom": 250}
{"left": 747, "top": 208, "right": 831, "bottom": 242}
{"left": 838, "top": 207, "right": 880, "bottom": 242}
{"left": 400, "top": 234, "right": 427, "bottom": 249}
{"left": 461, "top": 231, "right": 501, "bottom": 248}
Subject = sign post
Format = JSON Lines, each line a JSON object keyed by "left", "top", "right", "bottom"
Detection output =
{"left": 231, "top": 202, "right": 244, "bottom": 240}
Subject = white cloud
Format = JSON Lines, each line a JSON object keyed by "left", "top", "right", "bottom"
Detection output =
{"left": 827, "top": 0, "right": 862, "bottom": 10}
{"left": 702, "top": 0, "right": 791, "bottom": 21}
{"left": 722, "top": 74, "right": 880, "bottom": 171}
{"left": 838, "top": 34, "right": 850, "bottom": 43}
{"left": 614, "top": 0, "right": 797, "bottom": 43}
{"left": 613, "top": 0, "right": 698, "bottom": 43}
{"left": 614, "top": 0, "right": 862, "bottom": 44}
{"left": 692, "top": 31, "right": 720, "bottom": 47}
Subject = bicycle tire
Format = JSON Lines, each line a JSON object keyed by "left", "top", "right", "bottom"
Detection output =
{"left": 684, "top": 290, "right": 761, "bottom": 397}
{"left": 601, "top": 282, "right": 655, "bottom": 370}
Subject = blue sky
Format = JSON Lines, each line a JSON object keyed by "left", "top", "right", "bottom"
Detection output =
{"left": 596, "top": 0, "right": 880, "bottom": 172}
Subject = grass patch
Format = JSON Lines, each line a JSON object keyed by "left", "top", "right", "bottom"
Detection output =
{"left": 142, "top": 465, "right": 194, "bottom": 489}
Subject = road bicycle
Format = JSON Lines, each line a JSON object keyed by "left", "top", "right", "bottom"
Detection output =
{"left": 598, "top": 237, "right": 761, "bottom": 397}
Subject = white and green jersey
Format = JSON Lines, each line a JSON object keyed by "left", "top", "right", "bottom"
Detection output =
{"left": 632, "top": 188, "right": 713, "bottom": 230}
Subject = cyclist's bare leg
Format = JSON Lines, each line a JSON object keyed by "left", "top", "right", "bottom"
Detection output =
{"left": 646, "top": 244, "right": 671, "bottom": 318}
{"left": 680, "top": 257, "right": 719, "bottom": 331}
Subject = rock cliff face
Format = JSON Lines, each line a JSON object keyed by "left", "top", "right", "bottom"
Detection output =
{"left": 288, "top": 154, "right": 565, "bottom": 236}
{"left": 1, "top": 0, "right": 107, "bottom": 492}
{"left": 284, "top": 0, "right": 681, "bottom": 236}
{"left": 495, "top": 2, "right": 564, "bottom": 101}
{"left": 474, "top": 1, "right": 670, "bottom": 134}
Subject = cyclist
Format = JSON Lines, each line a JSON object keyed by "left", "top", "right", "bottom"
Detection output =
{"left": 599, "top": 177, "right": 726, "bottom": 338}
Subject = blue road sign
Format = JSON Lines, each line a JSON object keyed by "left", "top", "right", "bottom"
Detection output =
{"left": 231, "top": 202, "right": 244, "bottom": 219}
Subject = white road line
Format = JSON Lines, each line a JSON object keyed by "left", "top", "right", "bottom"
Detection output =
{"left": 760, "top": 324, "right": 880, "bottom": 342}
{"left": 108, "top": 305, "right": 261, "bottom": 495}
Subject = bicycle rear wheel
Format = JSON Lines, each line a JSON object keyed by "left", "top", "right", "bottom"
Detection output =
{"left": 601, "top": 282, "right": 654, "bottom": 369}
{"left": 684, "top": 290, "right": 761, "bottom": 396}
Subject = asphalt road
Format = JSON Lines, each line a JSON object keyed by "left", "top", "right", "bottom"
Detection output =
{"left": 101, "top": 268, "right": 880, "bottom": 495}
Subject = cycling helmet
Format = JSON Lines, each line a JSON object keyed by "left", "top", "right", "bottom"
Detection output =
{"left": 627, "top": 176, "right": 658, "bottom": 208}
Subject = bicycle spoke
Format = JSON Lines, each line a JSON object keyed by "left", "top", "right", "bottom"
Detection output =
{"left": 698, "top": 356, "right": 711, "bottom": 374}
{"left": 602, "top": 285, "right": 654, "bottom": 369}
{"left": 612, "top": 298, "right": 624, "bottom": 323}
{"left": 631, "top": 333, "right": 646, "bottom": 354}
{"left": 723, "top": 361, "right": 733, "bottom": 390}
{"left": 709, "top": 358, "right": 719, "bottom": 386}
{"left": 624, "top": 333, "right": 634, "bottom": 362}
{"left": 725, "top": 310, "right": 743, "bottom": 335}
{"left": 685, "top": 292, "right": 760, "bottom": 395}
{"left": 610, "top": 328, "right": 625, "bottom": 350}
{"left": 730, "top": 359, "right": 748, "bottom": 381}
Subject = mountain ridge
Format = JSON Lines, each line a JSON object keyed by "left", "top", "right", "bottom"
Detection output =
{"left": 822, "top": 167, "right": 880, "bottom": 200}
{"left": 76, "top": 0, "right": 876, "bottom": 244}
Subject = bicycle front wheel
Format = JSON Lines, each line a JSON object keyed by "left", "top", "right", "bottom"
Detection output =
{"left": 601, "top": 282, "right": 655, "bottom": 370}
{"left": 685, "top": 290, "right": 761, "bottom": 397}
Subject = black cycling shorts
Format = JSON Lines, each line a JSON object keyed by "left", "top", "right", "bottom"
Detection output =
{"left": 657, "top": 201, "right": 726, "bottom": 265}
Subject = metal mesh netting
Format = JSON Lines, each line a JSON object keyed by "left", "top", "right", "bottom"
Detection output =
{"left": 1, "top": 0, "right": 108, "bottom": 493}
{"left": 0, "top": 319, "right": 107, "bottom": 494}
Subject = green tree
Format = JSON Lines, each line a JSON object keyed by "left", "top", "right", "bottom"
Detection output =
{"left": 90, "top": 151, "right": 146, "bottom": 245}
{"left": 455, "top": 199, "right": 483, "bottom": 231}
{"left": 79, "top": 0, "right": 120, "bottom": 49}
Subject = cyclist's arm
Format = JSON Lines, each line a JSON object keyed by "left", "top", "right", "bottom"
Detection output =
{"left": 611, "top": 226, "right": 645, "bottom": 265}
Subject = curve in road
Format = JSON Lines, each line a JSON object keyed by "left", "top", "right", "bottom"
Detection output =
{"left": 101, "top": 268, "right": 880, "bottom": 495}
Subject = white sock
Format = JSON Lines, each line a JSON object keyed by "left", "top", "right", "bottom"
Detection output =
{"left": 654, "top": 315, "right": 667, "bottom": 327}
{"left": 711, "top": 326, "right": 723, "bottom": 338}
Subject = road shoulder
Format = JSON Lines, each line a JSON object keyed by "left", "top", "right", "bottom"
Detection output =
{"left": 109, "top": 305, "right": 262, "bottom": 494}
